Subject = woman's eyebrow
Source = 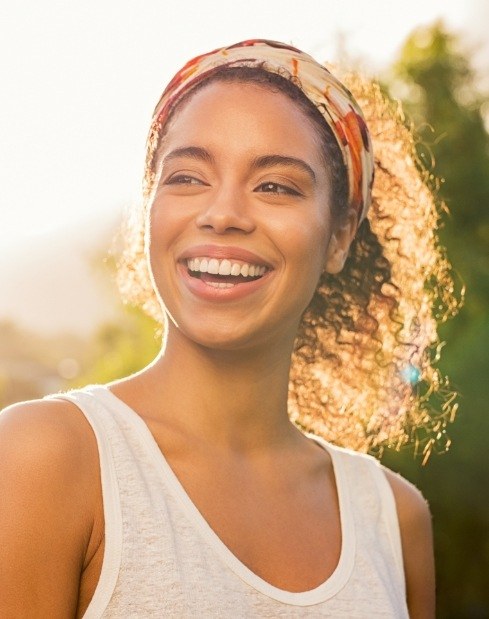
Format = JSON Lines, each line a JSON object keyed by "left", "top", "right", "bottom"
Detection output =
{"left": 160, "top": 149, "right": 316, "bottom": 184}
{"left": 161, "top": 146, "right": 214, "bottom": 166}
{"left": 250, "top": 155, "right": 317, "bottom": 184}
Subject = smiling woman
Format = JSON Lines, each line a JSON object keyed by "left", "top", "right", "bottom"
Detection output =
{"left": 0, "top": 39, "right": 459, "bottom": 618}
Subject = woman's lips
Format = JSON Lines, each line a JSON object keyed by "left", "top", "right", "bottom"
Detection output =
{"left": 175, "top": 244, "right": 274, "bottom": 301}
{"left": 177, "top": 260, "right": 273, "bottom": 301}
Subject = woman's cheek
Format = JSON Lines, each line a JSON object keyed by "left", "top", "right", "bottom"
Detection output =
{"left": 148, "top": 201, "right": 183, "bottom": 255}
{"left": 279, "top": 211, "right": 330, "bottom": 269}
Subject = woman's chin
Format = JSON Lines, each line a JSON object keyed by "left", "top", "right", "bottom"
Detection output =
{"left": 167, "top": 316, "right": 288, "bottom": 354}
{"left": 181, "top": 325, "right": 263, "bottom": 352}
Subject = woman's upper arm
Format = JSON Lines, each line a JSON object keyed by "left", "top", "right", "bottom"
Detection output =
{"left": 0, "top": 399, "right": 97, "bottom": 618}
{"left": 383, "top": 467, "right": 436, "bottom": 619}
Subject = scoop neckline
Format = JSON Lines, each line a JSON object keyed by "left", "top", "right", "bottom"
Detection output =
{"left": 92, "top": 384, "right": 356, "bottom": 607}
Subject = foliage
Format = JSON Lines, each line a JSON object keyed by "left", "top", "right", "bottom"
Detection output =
{"left": 71, "top": 306, "right": 161, "bottom": 387}
{"left": 0, "top": 320, "right": 89, "bottom": 408}
{"left": 381, "top": 22, "right": 489, "bottom": 618}
{"left": 390, "top": 21, "right": 489, "bottom": 327}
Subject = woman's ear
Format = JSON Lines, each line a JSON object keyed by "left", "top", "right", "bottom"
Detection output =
{"left": 324, "top": 207, "right": 358, "bottom": 274}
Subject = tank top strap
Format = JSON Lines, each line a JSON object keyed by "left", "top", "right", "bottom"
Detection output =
{"left": 321, "top": 440, "right": 406, "bottom": 598}
{"left": 45, "top": 386, "right": 124, "bottom": 618}
{"left": 367, "top": 454, "right": 406, "bottom": 594}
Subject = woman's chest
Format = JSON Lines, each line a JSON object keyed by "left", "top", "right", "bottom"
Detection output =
{"left": 166, "top": 450, "right": 343, "bottom": 592}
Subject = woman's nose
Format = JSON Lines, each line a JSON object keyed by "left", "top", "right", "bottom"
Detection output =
{"left": 195, "top": 187, "right": 255, "bottom": 235}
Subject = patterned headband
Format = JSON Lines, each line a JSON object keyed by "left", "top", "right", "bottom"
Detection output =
{"left": 147, "top": 39, "right": 374, "bottom": 226}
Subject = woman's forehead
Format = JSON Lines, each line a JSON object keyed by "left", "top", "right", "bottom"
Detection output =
{"left": 160, "top": 81, "right": 324, "bottom": 163}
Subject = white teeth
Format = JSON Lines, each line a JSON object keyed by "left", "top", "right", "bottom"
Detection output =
{"left": 207, "top": 258, "right": 219, "bottom": 274}
{"left": 186, "top": 256, "right": 268, "bottom": 278}
{"left": 218, "top": 259, "right": 232, "bottom": 276}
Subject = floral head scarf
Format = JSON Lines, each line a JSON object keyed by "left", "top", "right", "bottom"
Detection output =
{"left": 146, "top": 39, "right": 374, "bottom": 227}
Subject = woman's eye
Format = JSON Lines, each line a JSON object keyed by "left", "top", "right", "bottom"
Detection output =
{"left": 255, "top": 182, "right": 301, "bottom": 196}
{"left": 165, "top": 175, "right": 205, "bottom": 185}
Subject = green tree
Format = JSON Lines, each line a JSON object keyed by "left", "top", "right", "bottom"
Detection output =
{"left": 72, "top": 306, "right": 161, "bottom": 387}
{"left": 382, "top": 22, "right": 489, "bottom": 617}
{"left": 391, "top": 22, "right": 489, "bottom": 325}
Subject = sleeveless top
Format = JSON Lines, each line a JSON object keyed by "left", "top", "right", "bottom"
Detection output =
{"left": 50, "top": 386, "right": 409, "bottom": 618}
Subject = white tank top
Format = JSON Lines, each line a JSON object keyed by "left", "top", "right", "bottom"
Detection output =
{"left": 52, "top": 386, "right": 409, "bottom": 618}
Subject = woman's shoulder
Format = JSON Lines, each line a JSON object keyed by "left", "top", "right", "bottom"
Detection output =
{"left": 0, "top": 396, "right": 102, "bottom": 615}
{"left": 1, "top": 393, "right": 98, "bottom": 465}
{"left": 380, "top": 465, "right": 430, "bottom": 523}
{"left": 0, "top": 394, "right": 100, "bottom": 514}
{"left": 381, "top": 465, "right": 435, "bottom": 616}
{"left": 381, "top": 465, "right": 433, "bottom": 571}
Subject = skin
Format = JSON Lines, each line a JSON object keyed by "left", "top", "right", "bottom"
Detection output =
{"left": 0, "top": 82, "right": 435, "bottom": 618}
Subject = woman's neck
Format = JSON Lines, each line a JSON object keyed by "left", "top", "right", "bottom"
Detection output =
{"left": 138, "top": 323, "right": 299, "bottom": 453}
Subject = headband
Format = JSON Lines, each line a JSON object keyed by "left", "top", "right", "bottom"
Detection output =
{"left": 147, "top": 39, "right": 374, "bottom": 226}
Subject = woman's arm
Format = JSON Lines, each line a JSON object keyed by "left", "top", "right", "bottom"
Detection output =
{"left": 384, "top": 467, "right": 436, "bottom": 619}
{"left": 0, "top": 400, "right": 98, "bottom": 618}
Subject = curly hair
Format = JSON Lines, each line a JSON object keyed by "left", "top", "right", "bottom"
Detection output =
{"left": 117, "top": 65, "right": 463, "bottom": 460}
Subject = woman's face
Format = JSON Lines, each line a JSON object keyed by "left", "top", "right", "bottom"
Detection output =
{"left": 148, "top": 81, "right": 346, "bottom": 351}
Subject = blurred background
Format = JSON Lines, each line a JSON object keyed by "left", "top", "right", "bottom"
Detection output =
{"left": 1, "top": 1, "right": 488, "bottom": 615}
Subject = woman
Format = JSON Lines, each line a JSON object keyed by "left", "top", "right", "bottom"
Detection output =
{"left": 0, "top": 39, "right": 458, "bottom": 617}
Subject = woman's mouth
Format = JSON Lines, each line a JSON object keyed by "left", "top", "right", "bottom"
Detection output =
{"left": 186, "top": 257, "right": 269, "bottom": 289}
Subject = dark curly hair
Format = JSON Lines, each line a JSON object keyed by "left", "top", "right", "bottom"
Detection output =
{"left": 117, "top": 65, "right": 462, "bottom": 459}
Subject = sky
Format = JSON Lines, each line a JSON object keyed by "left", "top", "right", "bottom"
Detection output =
{"left": 0, "top": 0, "right": 487, "bottom": 334}
{"left": 1, "top": 0, "right": 487, "bottom": 247}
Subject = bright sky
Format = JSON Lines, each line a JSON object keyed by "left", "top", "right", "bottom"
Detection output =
{"left": 0, "top": 0, "right": 486, "bottom": 249}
